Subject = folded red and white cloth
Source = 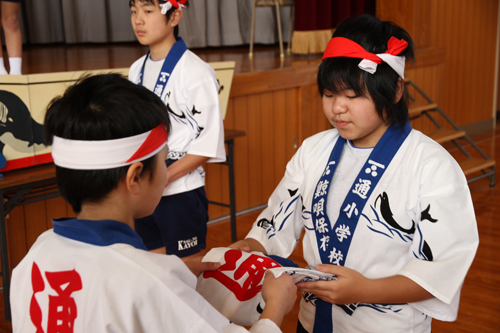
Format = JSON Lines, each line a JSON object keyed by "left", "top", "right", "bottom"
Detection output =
{"left": 196, "top": 247, "right": 336, "bottom": 326}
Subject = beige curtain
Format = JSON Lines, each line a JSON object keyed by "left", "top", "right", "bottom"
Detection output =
{"left": 21, "top": 0, "right": 292, "bottom": 48}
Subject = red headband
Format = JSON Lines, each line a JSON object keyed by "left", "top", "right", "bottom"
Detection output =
{"left": 322, "top": 37, "right": 408, "bottom": 61}
{"left": 322, "top": 37, "right": 408, "bottom": 78}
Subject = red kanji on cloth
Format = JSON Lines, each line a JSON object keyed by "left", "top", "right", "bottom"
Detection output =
{"left": 203, "top": 249, "right": 280, "bottom": 301}
{"left": 29, "top": 262, "right": 83, "bottom": 333}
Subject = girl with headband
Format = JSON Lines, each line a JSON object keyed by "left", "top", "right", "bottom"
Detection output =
{"left": 11, "top": 74, "right": 296, "bottom": 332}
{"left": 129, "top": 0, "right": 225, "bottom": 261}
{"left": 231, "top": 15, "right": 478, "bottom": 332}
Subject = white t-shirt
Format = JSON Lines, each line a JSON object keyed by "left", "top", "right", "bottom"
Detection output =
{"left": 129, "top": 49, "right": 226, "bottom": 196}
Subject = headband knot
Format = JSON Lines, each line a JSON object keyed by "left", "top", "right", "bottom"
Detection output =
{"left": 322, "top": 36, "right": 407, "bottom": 78}
{"left": 51, "top": 124, "right": 168, "bottom": 170}
{"left": 160, "top": 0, "right": 187, "bottom": 14}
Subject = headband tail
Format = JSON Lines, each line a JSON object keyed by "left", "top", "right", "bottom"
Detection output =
{"left": 386, "top": 37, "right": 408, "bottom": 56}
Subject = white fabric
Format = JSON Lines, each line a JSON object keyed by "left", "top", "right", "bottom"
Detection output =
{"left": 11, "top": 230, "right": 281, "bottom": 333}
{"left": 197, "top": 248, "right": 275, "bottom": 326}
{"left": 160, "top": 1, "right": 186, "bottom": 14}
{"left": 160, "top": 2, "right": 174, "bottom": 14}
{"left": 358, "top": 54, "right": 406, "bottom": 79}
{"left": 326, "top": 141, "right": 372, "bottom": 226}
{"left": 270, "top": 266, "right": 337, "bottom": 284}
{"left": 197, "top": 247, "right": 337, "bottom": 326}
{"left": 51, "top": 127, "right": 167, "bottom": 170}
{"left": 246, "top": 128, "right": 479, "bottom": 332}
{"left": 198, "top": 247, "right": 337, "bottom": 326}
{"left": 129, "top": 49, "right": 226, "bottom": 196}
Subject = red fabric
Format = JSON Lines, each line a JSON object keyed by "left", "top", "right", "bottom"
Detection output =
{"left": 203, "top": 249, "right": 281, "bottom": 302}
{"left": 30, "top": 263, "right": 44, "bottom": 333}
{"left": 294, "top": 0, "right": 376, "bottom": 31}
{"left": 126, "top": 124, "right": 168, "bottom": 163}
{"left": 168, "top": 0, "right": 188, "bottom": 8}
{"left": 322, "top": 37, "right": 382, "bottom": 62}
{"left": 322, "top": 36, "right": 408, "bottom": 61}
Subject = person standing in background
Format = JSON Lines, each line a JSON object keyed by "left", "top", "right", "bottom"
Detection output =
{"left": 0, "top": 0, "right": 22, "bottom": 75}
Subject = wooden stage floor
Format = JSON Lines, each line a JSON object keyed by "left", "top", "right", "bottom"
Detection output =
{"left": 21, "top": 42, "right": 322, "bottom": 75}
{"left": 0, "top": 43, "right": 498, "bottom": 332}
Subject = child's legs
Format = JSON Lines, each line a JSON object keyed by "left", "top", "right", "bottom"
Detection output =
{"left": 135, "top": 187, "right": 209, "bottom": 258}
{"left": 1, "top": 1, "right": 22, "bottom": 58}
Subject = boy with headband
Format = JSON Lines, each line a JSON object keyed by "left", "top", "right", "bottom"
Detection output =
{"left": 129, "top": 0, "right": 225, "bottom": 260}
{"left": 231, "top": 15, "right": 478, "bottom": 332}
{"left": 10, "top": 74, "right": 296, "bottom": 332}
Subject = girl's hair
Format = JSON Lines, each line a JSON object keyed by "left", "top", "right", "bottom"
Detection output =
{"left": 317, "top": 14, "right": 415, "bottom": 130}
{"left": 129, "top": 0, "right": 190, "bottom": 39}
{"left": 44, "top": 73, "right": 171, "bottom": 213}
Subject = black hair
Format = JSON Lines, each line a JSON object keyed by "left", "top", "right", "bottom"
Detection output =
{"left": 129, "top": 0, "right": 190, "bottom": 39}
{"left": 44, "top": 73, "right": 170, "bottom": 213}
{"left": 317, "top": 14, "right": 415, "bottom": 130}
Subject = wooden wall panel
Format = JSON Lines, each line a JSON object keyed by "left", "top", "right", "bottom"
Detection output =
{"left": 45, "top": 197, "right": 68, "bottom": 226}
{"left": 273, "top": 90, "right": 287, "bottom": 186}
{"left": 24, "top": 201, "right": 48, "bottom": 250}
{"left": 378, "top": 0, "right": 499, "bottom": 129}
{"left": 285, "top": 89, "right": 299, "bottom": 163}
{"left": 205, "top": 64, "right": 328, "bottom": 220}
{"left": 260, "top": 92, "right": 276, "bottom": 200}
{"left": 5, "top": 206, "right": 26, "bottom": 274}
{"left": 246, "top": 95, "right": 264, "bottom": 209}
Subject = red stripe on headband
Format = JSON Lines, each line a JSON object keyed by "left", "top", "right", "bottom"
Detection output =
{"left": 126, "top": 124, "right": 168, "bottom": 163}
{"left": 322, "top": 36, "right": 408, "bottom": 62}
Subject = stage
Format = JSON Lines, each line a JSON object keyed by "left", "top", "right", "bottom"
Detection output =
{"left": 22, "top": 42, "right": 322, "bottom": 76}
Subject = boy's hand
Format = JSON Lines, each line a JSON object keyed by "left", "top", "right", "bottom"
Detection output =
{"left": 228, "top": 238, "right": 267, "bottom": 254}
{"left": 296, "top": 264, "right": 368, "bottom": 305}
{"left": 228, "top": 240, "right": 251, "bottom": 252}
{"left": 184, "top": 256, "right": 221, "bottom": 277}
{"left": 259, "top": 272, "right": 297, "bottom": 327}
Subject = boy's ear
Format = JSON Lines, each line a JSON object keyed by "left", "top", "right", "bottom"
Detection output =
{"left": 394, "top": 78, "right": 404, "bottom": 104}
{"left": 169, "top": 9, "right": 183, "bottom": 27}
{"left": 125, "top": 162, "right": 144, "bottom": 195}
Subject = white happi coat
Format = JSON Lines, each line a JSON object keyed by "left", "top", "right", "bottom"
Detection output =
{"left": 246, "top": 128, "right": 479, "bottom": 332}
{"left": 129, "top": 49, "right": 226, "bottom": 196}
{"left": 10, "top": 219, "right": 281, "bottom": 333}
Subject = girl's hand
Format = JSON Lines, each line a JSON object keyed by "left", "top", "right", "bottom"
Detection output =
{"left": 296, "top": 264, "right": 370, "bottom": 304}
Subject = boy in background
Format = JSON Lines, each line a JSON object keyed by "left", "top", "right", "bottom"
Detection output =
{"left": 129, "top": 0, "right": 225, "bottom": 260}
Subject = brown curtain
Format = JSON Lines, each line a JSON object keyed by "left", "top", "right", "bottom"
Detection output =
{"left": 291, "top": 0, "right": 376, "bottom": 54}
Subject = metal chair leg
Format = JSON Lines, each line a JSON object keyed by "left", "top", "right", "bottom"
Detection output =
{"left": 287, "top": 4, "right": 293, "bottom": 54}
{"left": 249, "top": 0, "right": 258, "bottom": 59}
{"left": 275, "top": 1, "right": 284, "bottom": 60}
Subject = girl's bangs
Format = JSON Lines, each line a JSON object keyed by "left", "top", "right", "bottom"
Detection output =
{"left": 318, "top": 58, "right": 367, "bottom": 97}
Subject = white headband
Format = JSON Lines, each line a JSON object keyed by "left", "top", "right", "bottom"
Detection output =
{"left": 358, "top": 54, "right": 406, "bottom": 79}
{"left": 51, "top": 124, "right": 168, "bottom": 170}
